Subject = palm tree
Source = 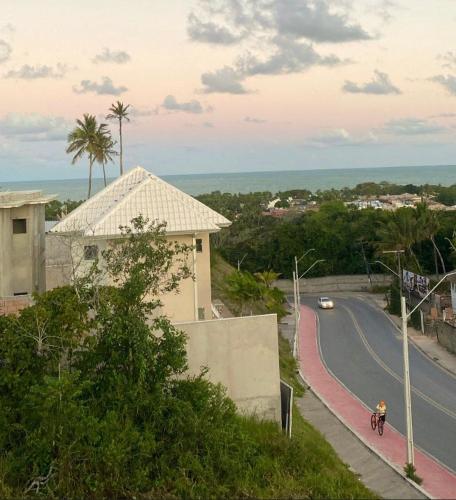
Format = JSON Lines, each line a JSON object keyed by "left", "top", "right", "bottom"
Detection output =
{"left": 106, "top": 101, "right": 130, "bottom": 176}
{"left": 377, "top": 208, "right": 422, "bottom": 272}
{"left": 95, "top": 130, "right": 117, "bottom": 187}
{"left": 416, "top": 203, "right": 446, "bottom": 277}
{"left": 254, "top": 270, "right": 280, "bottom": 288}
{"left": 66, "top": 114, "right": 105, "bottom": 198}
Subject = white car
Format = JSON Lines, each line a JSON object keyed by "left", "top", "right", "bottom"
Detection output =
{"left": 318, "top": 297, "right": 334, "bottom": 309}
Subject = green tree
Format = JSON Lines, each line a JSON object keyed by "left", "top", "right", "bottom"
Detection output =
{"left": 66, "top": 114, "right": 108, "bottom": 198}
{"left": 106, "top": 101, "right": 130, "bottom": 176}
{"left": 95, "top": 129, "right": 117, "bottom": 187}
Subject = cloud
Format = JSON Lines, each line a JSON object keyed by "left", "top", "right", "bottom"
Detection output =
{"left": 0, "top": 113, "right": 71, "bottom": 141}
{"left": 437, "top": 51, "right": 456, "bottom": 69}
{"left": 92, "top": 48, "right": 131, "bottom": 64}
{"left": 0, "top": 40, "right": 12, "bottom": 63}
{"left": 200, "top": 66, "right": 249, "bottom": 94}
{"left": 190, "top": 0, "right": 366, "bottom": 96}
{"left": 238, "top": 36, "right": 342, "bottom": 76}
{"left": 382, "top": 118, "right": 446, "bottom": 135}
{"left": 187, "top": 12, "right": 244, "bottom": 45}
{"left": 306, "top": 128, "right": 378, "bottom": 147}
{"left": 244, "top": 116, "right": 266, "bottom": 124}
{"left": 4, "top": 63, "right": 67, "bottom": 79}
{"left": 0, "top": 23, "right": 15, "bottom": 35}
{"left": 129, "top": 106, "right": 159, "bottom": 117}
{"left": 431, "top": 74, "right": 456, "bottom": 96}
{"left": 273, "top": 0, "right": 372, "bottom": 43}
{"left": 342, "top": 70, "right": 401, "bottom": 95}
{"left": 162, "top": 95, "right": 204, "bottom": 113}
{"left": 73, "top": 76, "right": 127, "bottom": 95}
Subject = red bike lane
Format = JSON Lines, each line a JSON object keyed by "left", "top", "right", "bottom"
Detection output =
{"left": 298, "top": 304, "right": 456, "bottom": 500}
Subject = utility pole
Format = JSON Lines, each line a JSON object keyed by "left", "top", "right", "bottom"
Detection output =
{"left": 400, "top": 270, "right": 456, "bottom": 466}
{"left": 383, "top": 249, "right": 414, "bottom": 465}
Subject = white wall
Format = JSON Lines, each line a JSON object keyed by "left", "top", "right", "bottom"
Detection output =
{"left": 177, "top": 314, "right": 281, "bottom": 423}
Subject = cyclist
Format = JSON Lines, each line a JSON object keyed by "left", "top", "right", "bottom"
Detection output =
{"left": 376, "top": 400, "right": 387, "bottom": 423}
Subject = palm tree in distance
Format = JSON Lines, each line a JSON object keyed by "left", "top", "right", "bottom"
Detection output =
{"left": 106, "top": 101, "right": 130, "bottom": 176}
{"left": 66, "top": 114, "right": 104, "bottom": 199}
{"left": 95, "top": 131, "right": 117, "bottom": 187}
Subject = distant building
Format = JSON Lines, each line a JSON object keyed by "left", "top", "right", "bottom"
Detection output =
{"left": 48, "top": 166, "right": 231, "bottom": 323}
{"left": 0, "top": 190, "right": 56, "bottom": 302}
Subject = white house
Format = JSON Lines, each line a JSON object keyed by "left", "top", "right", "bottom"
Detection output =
{"left": 47, "top": 166, "right": 231, "bottom": 322}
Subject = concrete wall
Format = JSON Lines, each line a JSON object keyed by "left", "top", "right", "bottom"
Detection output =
{"left": 274, "top": 274, "right": 392, "bottom": 294}
{"left": 46, "top": 230, "right": 213, "bottom": 323}
{"left": 426, "top": 320, "right": 456, "bottom": 354}
{"left": 178, "top": 314, "right": 281, "bottom": 423}
{"left": 0, "top": 204, "right": 46, "bottom": 297}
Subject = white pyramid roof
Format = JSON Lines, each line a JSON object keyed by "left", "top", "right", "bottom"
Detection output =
{"left": 51, "top": 166, "right": 231, "bottom": 237}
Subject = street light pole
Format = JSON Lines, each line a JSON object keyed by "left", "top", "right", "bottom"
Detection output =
{"left": 400, "top": 269, "right": 456, "bottom": 466}
{"left": 401, "top": 295, "right": 414, "bottom": 465}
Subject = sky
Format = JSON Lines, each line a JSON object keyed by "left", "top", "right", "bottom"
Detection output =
{"left": 0, "top": 0, "right": 456, "bottom": 181}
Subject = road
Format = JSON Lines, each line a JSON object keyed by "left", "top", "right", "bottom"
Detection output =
{"left": 301, "top": 294, "right": 456, "bottom": 474}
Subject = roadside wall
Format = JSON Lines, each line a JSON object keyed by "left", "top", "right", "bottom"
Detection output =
{"left": 177, "top": 314, "right": 281, "bottom": 423}
{"left": 426, "top": 320, "right": 456, "bottom": 354}
{"left": 274, "top": 274, "right": 392, "bottom": 293}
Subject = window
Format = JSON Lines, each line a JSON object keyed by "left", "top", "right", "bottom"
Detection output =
{"left": 198, "top": 307, "right": 205, "bottom": 320}
{"left": 13, "top": 292, "right": 28, "bottom": 296}
{"left": 84, "top": 245, "right": 98, "bottom": 260}
{"left": 196, "top": 238, "right": 203, "bottom": 253}
{"left": 12, "top": 219, "right": 27, "bottom": 234}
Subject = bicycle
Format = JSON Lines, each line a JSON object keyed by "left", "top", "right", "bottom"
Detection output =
{"left": 370, "top": 412, "right": 385, "bottom": 436}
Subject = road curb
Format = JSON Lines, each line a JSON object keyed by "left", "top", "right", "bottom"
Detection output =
{"left": 297, "top": 368, "right": 432, "bottom": 499}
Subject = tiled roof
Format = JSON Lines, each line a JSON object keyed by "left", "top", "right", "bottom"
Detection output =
{"left": 51, "top": 166, "right": 231, "bottom": 237}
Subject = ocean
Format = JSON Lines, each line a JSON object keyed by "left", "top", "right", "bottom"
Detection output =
{"left": 1, "top": 164, "right": 456, "bottom": 200}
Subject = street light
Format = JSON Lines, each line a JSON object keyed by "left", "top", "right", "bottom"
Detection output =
{"left": 237, "top": 253, "right": 247, "bottom": 271}
{"left": 371, "top": 260, "right": 399, "bottom": 278}
{"left": 401, "top": 270, "right": 456, "bottom": 466}
{"left": 292, "top": 258, "right": 325, "bottom": 358}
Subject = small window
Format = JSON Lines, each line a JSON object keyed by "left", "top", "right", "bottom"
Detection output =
{"left": 198, "top": 307, "right": 205, "bottom": 320}
{"left": 84, "top": 245, "right": 98, "bottom": 260}
{"left": 196, "top": 238, "right": 203, "bottom": 253}
{"left": 12, "top": 219, "right": 27, "bottom": 234}
{"left": 13, "top": 292, "right": 28, "bottom": 296}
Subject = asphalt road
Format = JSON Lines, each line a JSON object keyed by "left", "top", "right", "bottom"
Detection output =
{"left": 301, "top": 295, "right": 456, "bottom": 473}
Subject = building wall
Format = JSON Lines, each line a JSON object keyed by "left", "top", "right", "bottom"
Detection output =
{"left": 0, "top": 204, "right": 46, "bottom": 297}
{"left": 178, "top": 314, "right": 281, "bottom": 423}
{"left": 45, "top": 230, "right": 213, "bottom": 323}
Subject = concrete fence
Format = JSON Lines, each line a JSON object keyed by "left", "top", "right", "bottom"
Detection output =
{"left": 274, "top": 274, "right": 392, "bottom": 294}
{"left": 425, "top": 319, "right": 456, "bottom": 355}
{"left": 177, "top": 314, "right": 281, "bottom": 423}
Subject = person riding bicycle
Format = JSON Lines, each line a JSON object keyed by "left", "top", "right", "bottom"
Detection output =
{"left": 376, "top": 400, "right": 387, "bottom": 422}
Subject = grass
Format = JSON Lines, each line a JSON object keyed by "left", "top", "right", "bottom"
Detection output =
{"left": 210, "top": 250, "right": 377, "bottom": 499}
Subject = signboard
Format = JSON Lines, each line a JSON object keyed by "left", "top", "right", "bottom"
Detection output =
{"left": 403, "top": 270, "right": 430, "bottom": 298}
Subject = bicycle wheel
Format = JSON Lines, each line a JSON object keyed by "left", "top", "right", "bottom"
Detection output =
{"left": 370, "top": 413, "right": 377, "bottom": 430}
{"left": 378, "top": 419, "right": 384, "bottom": 436}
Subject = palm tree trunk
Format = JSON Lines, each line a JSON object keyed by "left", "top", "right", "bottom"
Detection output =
{"left": 408, "top": 246, "right": 422, "bottom": 273}
{"left": 102, "top": 161, "right": 107, "bottom": 187}
{"left": 88, "top": 155, "right": 93, "bottom": 198}
{"left": 433, "top": 246, "right": 440, "bottom": 280}
{"left": 119, "top": 118, "right": 123, "bottom": 176}
{"left": 431, "top": 236, "right": 446, "bottom": 274}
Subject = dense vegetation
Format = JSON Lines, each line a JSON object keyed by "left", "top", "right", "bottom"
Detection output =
{"left": 0, "top": 217, "right": 374, "bottom": 499}
{"left": 197, "top": 184, "right": 456, "bottom": 279}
